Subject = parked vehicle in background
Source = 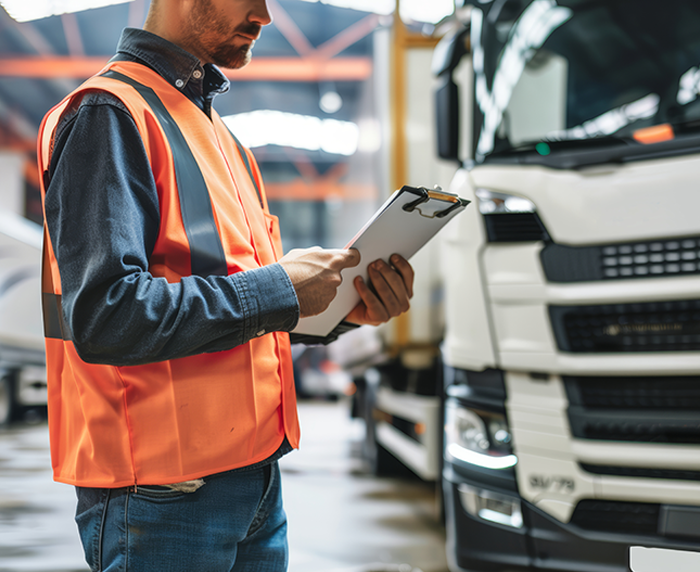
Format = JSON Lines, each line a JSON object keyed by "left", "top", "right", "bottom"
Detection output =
{"left": 0, "top": 210, "right": 46, "bottom": 425}
{"left": 350, "top": 16, "right": 458, "bottom": 485}
{"left": 292, "top": 344, "right": 354, "bottom": 400}
{"left": 436, "top": 1, "right": 700, "bottom": 571}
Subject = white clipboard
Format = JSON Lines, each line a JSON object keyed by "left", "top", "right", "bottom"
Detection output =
{"left": 292, "top": 185, "right": 470, "bottom": 338}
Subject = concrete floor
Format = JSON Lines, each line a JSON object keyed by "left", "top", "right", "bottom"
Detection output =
{"left": 0, "top": 400, "right": 449, "bottom": 572}
{"left": 283, "top": 400, "right": 448, "bottom": 572}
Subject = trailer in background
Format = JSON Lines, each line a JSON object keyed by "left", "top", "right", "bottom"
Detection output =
{"left": 345, "top": 13, "right": 459, "bottom": 489}
{"left": 0, "top": 210, "right": 46, "bottom": 425}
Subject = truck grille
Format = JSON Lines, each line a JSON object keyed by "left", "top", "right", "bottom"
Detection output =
{"left": 565, "top": 376, "right": 700, "bottom": 409}
{"left": 580, "top": 464, "right": 700, "bottom": 482}
{"left": 549, "top": 300, "right": 700, "bottom": 353}
{"left": 565, "top": 376, "right": 700, "bottom": 444}
{"left": 541, "top": 237, "right": 700, "bottom": 283}
{"left": 483, "top": 213, "right": 548, "bottom": 242}
{"left": 570, "top": 500, "right": 660, "bottom": 535}
{"left": 571, "top": 416, "right": 700, "bottom": 443}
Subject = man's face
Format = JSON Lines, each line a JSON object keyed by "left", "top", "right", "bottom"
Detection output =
{"left": 184, "top": 0, "right": 272, "bottom": 68}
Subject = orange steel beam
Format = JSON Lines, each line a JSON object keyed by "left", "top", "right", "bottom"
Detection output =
{"left": 224, "top": 57, "right": 372, "bottom": 81}
{"left": 0, "top": 56, "right": 372, "bottom": 81}
{"left": 265, "top": 180, "right": 377, "bottom": 202}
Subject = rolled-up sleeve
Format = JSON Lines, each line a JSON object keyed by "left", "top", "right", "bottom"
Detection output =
{"left": 44, "top": 94, "right": 299, "bottom": 367}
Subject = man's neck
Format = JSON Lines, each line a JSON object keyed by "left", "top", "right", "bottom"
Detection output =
{"left": 143, "top": 8, "right": 206, "bottom": 65}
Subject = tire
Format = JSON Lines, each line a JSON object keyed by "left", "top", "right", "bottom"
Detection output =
{"left": 373, "top": 439, "right": 413, "bottom": 476}
{"left": 0, "top": 374, "right": 15, "bottom": 427}
{"left": 365, "top": 415, "right": 416, "bottom": 477}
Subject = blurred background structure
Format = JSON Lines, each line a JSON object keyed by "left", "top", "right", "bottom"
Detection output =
{"left": 0, "top": 2, "right": 456, "bottom": 571}
{"left": 5, "top": 2, "right": 700, "bottom": 572}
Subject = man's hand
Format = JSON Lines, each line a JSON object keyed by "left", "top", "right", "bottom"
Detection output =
{"left": 279, "top": 247, "right": 361, "bottom": 318}
{"left": 346, "top": 254, "right": 414, "bottom": 326}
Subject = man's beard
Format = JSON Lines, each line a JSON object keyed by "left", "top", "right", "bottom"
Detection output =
{"left": 208, "top": 42, "right": 254, "bottom": 69}
{"left": 187, "top": 0, "right": 262, "bottom": 68}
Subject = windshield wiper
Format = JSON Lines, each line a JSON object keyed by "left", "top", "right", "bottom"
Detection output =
{"left": 673, "top": 118, "right": 700, "bottom": 135}
{"left": 483, "top": 129, "right": 700, "bottom": 169}
{"left": 489, "top": 134, "right": 632, "bottom": 158}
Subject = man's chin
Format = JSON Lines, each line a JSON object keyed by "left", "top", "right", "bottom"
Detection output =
{"left": 233, "top": 51, "right": 253, "bottom": 69}
{"left": 215, "top": 48, "right": 253, "bottom": 70}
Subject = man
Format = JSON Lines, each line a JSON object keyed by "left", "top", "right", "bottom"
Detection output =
{"left": 37, "top": 0, "right": 413, "bottom": 570}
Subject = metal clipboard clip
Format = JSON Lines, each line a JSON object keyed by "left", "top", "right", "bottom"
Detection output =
{"left": 401, "top": 185, "right": 471, "bottom": 219}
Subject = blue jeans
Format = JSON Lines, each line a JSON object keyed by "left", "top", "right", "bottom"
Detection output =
{"left": 75, "top": 462, "right": 287, "bottom": 572}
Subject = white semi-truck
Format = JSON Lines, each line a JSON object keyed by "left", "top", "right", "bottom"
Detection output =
{"left": 436, "top": 1, "right": 700, "bottom": 571}
{"left": 0, "top": 209, "right": 46, "bottom": 425}
{"left": 357, "top": 0, "right": 700, "bottom": 570}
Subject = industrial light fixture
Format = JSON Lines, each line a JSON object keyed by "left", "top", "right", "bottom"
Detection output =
{"left": 222, "top": 110, "right": 360, "bottom": 156}
{"left": 319, "top": 91, "right": 343, "bottom": 114}
{"left": 0, "top": 0, "right": 133, "bottom": 22}
{"left": 319, "top": 82, "right": 343, "bottom": 114}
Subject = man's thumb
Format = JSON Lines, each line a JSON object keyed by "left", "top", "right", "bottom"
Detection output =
{"left": 342, "top": 248, "right": 361, "bottom": 268}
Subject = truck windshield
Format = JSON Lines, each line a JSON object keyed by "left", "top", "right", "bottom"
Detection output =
{"left": 471, "top": 0, "right": 700, "bottom": 164}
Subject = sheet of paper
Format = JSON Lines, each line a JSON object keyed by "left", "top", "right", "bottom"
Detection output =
{"left": 292, "top": 188, "right": 468, "bottom": 337}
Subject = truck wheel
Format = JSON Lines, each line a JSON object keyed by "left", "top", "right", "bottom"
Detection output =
{"left": 367, "top": 427, "right": 417, "bottom": 478}
{"left": 373, "top": 440, "right": 410, "bottom": 476}
{"left": 0, "top": 374, "right": 15, "bottom": 427}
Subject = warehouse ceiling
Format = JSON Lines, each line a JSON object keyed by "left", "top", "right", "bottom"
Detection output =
{"left": 0, "top": 0, "right": 380, "bottom": 151}
{"left": 0, "top": 0, "right": 397, "bottom": 228}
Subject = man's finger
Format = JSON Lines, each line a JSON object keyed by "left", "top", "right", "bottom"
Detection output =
{"left": 331, "top": 248, "right": 361, "bottom": 270}
{"left": 344, "top": 248, "right": 361, "bottom": 268}
{"left": 368, "top": 263, "right": 404, "bottom": 317}
{"left": 390, "top": 254, "right": 414, "bottom": 299}
{"left": 354, "top": 276, "right": 389, "bottom": 323}
{"left": 369, "top": 260, "right": 410, "bottom": 310}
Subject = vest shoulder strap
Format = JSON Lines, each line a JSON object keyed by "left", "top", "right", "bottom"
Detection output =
{"left": 100, "top": 69, "right": 228, "bottom": 278}
{"left": 229, "top": 132, "right": 265, "bottom": 211}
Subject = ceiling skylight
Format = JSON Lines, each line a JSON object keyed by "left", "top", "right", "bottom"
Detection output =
{"left": 0, "top": 0, "right": 134, "bottom": 22}
{"left": 222, "top": 110, "right": 360, "bottom": 156}
{"left": 296, "top": 0, "right": 455, "bottom": 24}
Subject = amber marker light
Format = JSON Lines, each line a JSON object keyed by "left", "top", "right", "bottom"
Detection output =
{"left": 633, "top": 123, "right": 674, "bottom": 145}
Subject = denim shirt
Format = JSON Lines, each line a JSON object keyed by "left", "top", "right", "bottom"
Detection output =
{"left": 44, "top": 28, "right": 301, "bottom": 367}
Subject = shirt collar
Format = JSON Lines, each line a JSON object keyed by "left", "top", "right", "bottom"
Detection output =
{"left": 114, "top": 28, "right": 230, "bottom": 100}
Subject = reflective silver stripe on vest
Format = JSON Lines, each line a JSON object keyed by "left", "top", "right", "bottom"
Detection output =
{"left": 101, "top": 69, "right": 228, "bottom": 278}
{"left": 42, "top": 293, "right": 70, "bottom": 340}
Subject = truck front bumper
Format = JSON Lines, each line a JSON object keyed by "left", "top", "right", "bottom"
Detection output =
{"left": 444, "top": 468, "right": 700, "bottom": 572}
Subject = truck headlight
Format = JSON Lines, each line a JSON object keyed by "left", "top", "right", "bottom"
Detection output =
{"left": 475, "top": 188, "right": 536, "bottom": 214}
{"left": 444, "top": 401, "right": 517, "bottom": 470}
{"left": 475, "top": 188, "right": 549, "bottom": 242}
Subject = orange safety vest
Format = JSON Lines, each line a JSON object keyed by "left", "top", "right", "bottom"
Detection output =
{"left": 37, "top": 61, "right": 300, "bottom": 488}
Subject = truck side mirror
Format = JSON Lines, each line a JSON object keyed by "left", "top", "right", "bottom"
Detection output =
{"left": 432, "top": 25, "right": 470, "bottom": 164}
{"left": 435, "top": 76, "right": 461, "bottom": 162}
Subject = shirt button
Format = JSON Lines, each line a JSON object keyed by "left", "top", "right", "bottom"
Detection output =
{"left": 256, "top": 329, "right": 266, "bottom": 337}
{"left": 192, "top": 70, "right": 203, "bottom": 79}
{"left": 175, "top": 79, "right": 185, "bottom": 88}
